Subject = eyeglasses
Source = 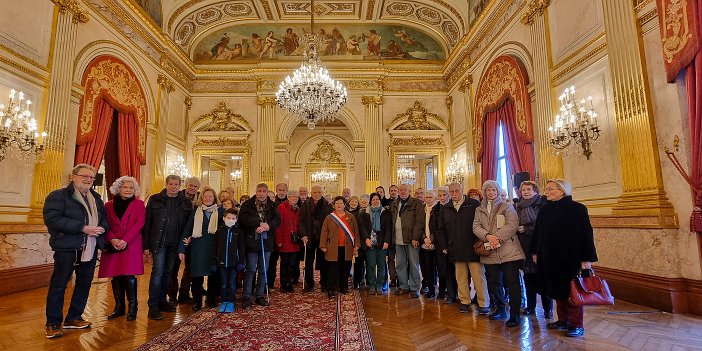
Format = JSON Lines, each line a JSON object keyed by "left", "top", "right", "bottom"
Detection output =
{"left": 544, "top": 187, "right": 559, "bottom": 192}
{"left": 74, "top": 174, "right": 96, "bottom": 181}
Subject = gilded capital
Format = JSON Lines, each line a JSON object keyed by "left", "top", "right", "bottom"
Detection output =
{"left": 445, "top": 96, "right": 453, "bottom": 108}
{"left": 457, "top": 76, "right": 472, "bottom": 93}
{"left": 256, "top": 96, "right": 277, "bottom": 106}
{"left": 361, "top": 96, "right": 383, "bottom": 106}
{"left": 51, "top": 0, "right": 89, "bottom": 23}
{"left": 157, "top": 74, "right": 175, "bottom": 93}
{"left": 521, "top": 0, "right": 550, "bottom": 25}
{"left": 184, "top": 96, "right": 192, "bottom": 110}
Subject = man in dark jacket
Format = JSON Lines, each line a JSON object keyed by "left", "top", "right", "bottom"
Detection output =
{"left": 389, "top": 184, "right": 425, "bottom": 298}
{"left": 299, "top": 184, "right": 333, "bottom": 292}
{"left": 239, "top": 183, "right": 281, "bottom": 308}
{"left": 436, "top": 182, "right": 489, "bottom": 314}
{"left": 168, "top": 176, "right": 201, "bottom": 304}
{"left": 43, "top": 164, "right": 108, "bottom": 339}
{"left": 143, "top": 175, "right": 193, "bottom": 320}
{"left": 267, "top": 183, "right": 288, "bottom": 288}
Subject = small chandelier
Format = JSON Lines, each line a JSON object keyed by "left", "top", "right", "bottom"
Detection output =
{"left": 230, "top": 169, "right": 242, "bottom": 182}
{"left": 445, "top": 154, "right": 465, "bottom": 185}
{"left": 0, "top": 89, "right": 47, "bottom": 162}
{"left": 311, "top": 169, "right": 338, "bottom": 185}
{"left": 398, "top": 166, "right": 416, "bottom": 185}
{"left": 167, "top": 155, "right": 191, "bottom": 179}
{"left": 549, "top": 86, "right": 600, "bottom": 159}
{"left": 275, "top": 0, "right": 347, "bottom": 130}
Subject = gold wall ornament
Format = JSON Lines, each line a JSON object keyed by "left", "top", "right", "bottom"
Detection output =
{"left": 520, "top": 0, "right": 550, "bottom": 25}
{"left": 256, "top": 96, "right": 277, "bottom": 106}
{"left": 392, "top": 101, "right": 442, "bottom": 130}
{"left": 308, "top": 139, "right": 343, "bottom": 164}
{"left": 193, "top": 137, "right": 251, "bottom": 148}
{"left": 51, "top": 0, "right": 89, "bottom": 23}
{"left": 157, "top": 74, "right": 175, "bottom": 93}
{"left": 184, "top": 96, "right": 192, "bottom": 110}
{"left": 348, "top": 80, "right": 382, "bottom": 90}
{"left": 193, "top": 101, "right": 252, "bottom": 132}
{"left": 391, "top": 136, "right": 444, "bottom": 146}
{"left": 159, "top": 56, "right": 191, "bottom": 89}
{"left": 361, "top": 95, "right": 383, "bottom": 105}
{"left": 456, "top": 76, "right": 472, "bottom": 93}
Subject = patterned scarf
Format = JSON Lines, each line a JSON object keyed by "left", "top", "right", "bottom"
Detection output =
{"left": 516, "top": 194, "right": 540, "bottom": 225}
{"left": 192, "top": 203, "right": 219, "bottom": 238}
{"left": 73, "top": 188, "right": 99, "bottom": 262}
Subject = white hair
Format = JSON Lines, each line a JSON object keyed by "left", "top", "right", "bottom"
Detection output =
{"left": 481, "top": 180, "right": 501, "bottom": 195}
{"left": 109, "top": 176, "right": 140, "bottom": 196}
{"left": 436, "top": 185, "right": 449, "bottom": 194}
{"left": 547, "top": 179, "right": 572, "bottom": 196}
{"left": 426, "top": 190, "right": 437, "bottom": 198}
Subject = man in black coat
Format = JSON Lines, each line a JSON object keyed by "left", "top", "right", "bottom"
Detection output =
{"left": 142, "top": 175, "right": 193, "bottom": 320}
{"left": 168, "top": 176, "right": 201, "bottom": 305}
{"left": 436, "top": 182, "right": 490, "bottom": 314}
{"left": 239, "top": 183, "right": 281, "bottom": 308}
{"left": 299, "top": 184, "right": 333, "bottom": 292}
{"left": 43, "top": 164, "right": 108, "bottom": 339}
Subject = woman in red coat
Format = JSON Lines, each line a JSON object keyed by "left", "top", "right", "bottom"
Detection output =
{"left": 98, "top": 176, "right": 146, "bottom": 321}
{"left": 275, "top": 190, "right": 302, "bottom": 293}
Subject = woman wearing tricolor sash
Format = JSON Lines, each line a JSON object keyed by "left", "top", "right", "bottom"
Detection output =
{"left": 320, "top": 196, "right": 361, "bottom": 299}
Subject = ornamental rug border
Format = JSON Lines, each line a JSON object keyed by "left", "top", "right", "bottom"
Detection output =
{"left": 77, "top": 55, "right": 148, "bottom": 164}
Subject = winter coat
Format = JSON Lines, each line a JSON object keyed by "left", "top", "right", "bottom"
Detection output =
{"left": 319, "top": 211, "right": 361, "bottom": 261}
{"left": 43, "top": 183, "right": 108, "bottom": 252}
{"left": 436, "top": 196, "right": 481, "bottom": 262}
{"left": 239, "top": 197, "right": 281, "bottom": 252}
{"left": 532, "top": 195, "right": 598, "bottom": 300}
{"left": 423, "top": 202, "right": 441, "bottom": 247}
{"left": 179, "top": 207, "right": 224, "bottom": 277}
{"left": 98, "top": 198, "right": 145, "bottom": 277}
{"left": 214, "top": 224, "right": 246, "bottom": 269}
{"left": 515, "top": 195, "right": 544, "bottom": 274}
{"left": 473, "top": 198, "right": 524, "bottom": 265}
{"left": 142, "top": 189, "right": 192, "bottom": 252}
{"left": 275, "top": 201, "right": 302, "bottom": 253}
{"left": 388, "top": 197, "right": 425, "bottom": 244}
{"left": 299, "top": 197, "right": 333, "bottom": 242}
{"left": 350, "top": 207, "right": 370, "bottom": 253}
{"left": 361, "top": 206, "right": 390, "bottom": 249}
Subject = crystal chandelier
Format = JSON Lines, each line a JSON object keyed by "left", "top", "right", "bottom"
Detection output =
{"left": 275, "top": 0, "right": 347, "bottom": 130}
{"left": 167, "top": 155, "right": 191, "bottom": 179}
{"left": 445, "top": 154, "right": 465, "bottom": 185}
{"left": 397, "top": 165, "right": 416, "bottom": 185}
{"left": 0, "top": 89, "right": 47, "bottom": 162}
{"left": 311, "top": 169, "right": 338, "bottom": 185}
{"left": 549, "top": 86, "right": 600, "bottom": 159}
{"left": 230, "top": 169, "right": 242, "bottom": 182}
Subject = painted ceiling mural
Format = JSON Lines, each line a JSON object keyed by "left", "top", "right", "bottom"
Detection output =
{"left": 134, "top": 0, "right": 163, "bottom": 27}
{"left": 192, "top": 24, "right": 446, "bottom": 62}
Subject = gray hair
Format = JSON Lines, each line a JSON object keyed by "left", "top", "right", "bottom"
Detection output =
{"left": 287, "top": 189, "right": 299, "bottom": 197}
{"left": 481, "top": 180, "right": 501, "bottom": 195}
{"left": 165, "top": 174, "right": 182, "bottom": 184}
{"left": 71, "top": 163, "right": 96, "bottom": 176}
{"left": 184, "top": 177, "right": 200, "bottom": 186}
{"left": 426, "top": 190, "right": 437, "bottom": 198}
{"left": 436, "top": 185, "right": 449, "bottom": 194}
{"left": 359, "top": 193, "right": 370, "bottom": 202}
{"left": 448, "top": 182, "right": 463, "bottom": 191}
{"left": 109, "top": 176, "right": 140, "bottom": 196}
{"left": 547, "top": 179, "right": 572, "bottom": 196}
{"left": 256, "top": 182, "right": 269, "bottom": 190}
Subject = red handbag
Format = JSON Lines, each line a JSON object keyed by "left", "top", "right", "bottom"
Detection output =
{"left": 569, "top": 269, "right": 614, "bottom": 306}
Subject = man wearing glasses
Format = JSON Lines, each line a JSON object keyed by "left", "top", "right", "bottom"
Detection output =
{"left": 43, "top": 164, "right": 109, "bottom": 339}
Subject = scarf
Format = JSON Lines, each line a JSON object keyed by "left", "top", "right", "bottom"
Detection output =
{"left": 369, "top": 205, "right": 382, "bottom": 232}
{"left": 256, "top": 199, "right": 269, "bottom": 222}
{"left": 517, "top": 194, "right": 540, "bottom": 225}
{"left": 74, "top": 188, "right": 99, "bottom": 262}
{"left": 113, "top": 195, "right": 134, "bottom": 220}
{"left": 192, "top": 203, "right": 219, "bottom": 238}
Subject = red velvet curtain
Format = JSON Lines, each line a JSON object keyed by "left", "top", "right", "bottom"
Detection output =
{"left": 74, "top": 98, "right": 114, "bottom": 169}
{"left": 118, "top": 112, "right": 141, "bottom": 181}
{"left": 480, "top": 99, "right": 535, "bottom": 184}
{"left": 686, "top": 0, "right": 702, "bottom": 230}
{"left": 103, "top": 114, "right": 120, "bottom": 199}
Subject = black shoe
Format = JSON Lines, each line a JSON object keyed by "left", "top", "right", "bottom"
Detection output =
{"left": 547, "top": 321, "right": 569, "bottom": 330}
{"left": 410, "top": 292, "right": 420, "bottom": 298}
{"left": 425, "top": 291, "right": 436, "bottom": 298}
{"left": 437, "top": 292, "right": 446, "bottom": 299}
{"left": 394, "top": 289, "right": 408, "bottom": 295}
{"left": 255, "top": 297, "right": 269, "bottom": 306}
{"left": 566, "top": 327, "right": 585, "bottom": 337}
{"left": 458, "top": 304, "right": 470, "bottom": 313}
{"left": 523, "top": 308, "right": 535, "bottom": 315}
{"left": 340, "top": 288, "right": 349, "bottom": 295}
{"left": 544, "top": 310, "right": 553, "bottom": 319}
{"left": 389, "top": 279, "right": 397, "bottom": 287}
{"left": 124, "top": 276, "right": 138, "bottom": 321}
{"left": 206, "top": 297, "right": 217, "bottom": 308}
{"left": 158, "top": 301, "right": 176, "bottom": 312}
{"left": 444, "top": 297, "right": 456, "bottom": 304}
{"left": 177, "top": 296, "right": 192, "bottom": 304}
{"left": 148, "top": 308, "right": 163, "bottom": 320}
{"left": 327, "top": 290, "right": 336, "bottom": 299}
{"left": 192, "top": 302, "right": 202, "bottom": 312}
{"left": 478, "top": 306, "right": 491, "bottom": 315}
{"left": 243, "top": 299, "right": 252, "bottom": 309}
{"left": 167, "top": 296, "right": 178, "bottom": 305}
{"left": 506, "top": 316, "right": 521, "bottom": 327}
{"left": 489, "top": 309, "right": 507, "bottom": 320}
{"left": 108, "top": 278, "right": 126, "bottom": 319}
{"left": 420, "top": 286, "right": 429, "bottom": 293}
{"left": 304, "top": 285, "right": 314, "bottom": 293}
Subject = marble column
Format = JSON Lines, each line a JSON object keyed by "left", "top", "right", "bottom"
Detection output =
{"left": 29, "top": 0, "right": 89, "bottom": 221}
{"left": 150, "top": 75, "right": 174, "bottom": 188}
{"left": 256, "top": 97, "right": 276, "bottom": 189}
{"left": 362, "top": 95, "right": 383, "bottom": 194}
{"left": 521, "top": 0, "right": 564, "bottom": 185}
{"left": 601, "top": 0, "right": 676, "bottom": 226}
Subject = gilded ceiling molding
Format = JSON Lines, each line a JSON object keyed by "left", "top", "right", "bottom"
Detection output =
{"left": 275, "top": 1, "right": 361, "bottom": 19}
{"left": 256, "top": 96, "right": 277, "bottom": 105}
{"left": 391, "top": 136, "right": 444, "bottom": 146}
{"left": 367, "top": 0, "right": 376, "bottom": 19}
{"left": 0, "top": 55, "right": 49, "bottom": 84}
{"left": 193, "top": 137, "right": 251, "bottom": 147}
{"left": 520, "top": 0, "right": 550, "bottom": 25}
{"left": 192, "top": 101, "right": 252, "bottom": 132}
{"left": 160, "top": 56, "right": 191, "bottom": 88}
{"left": 551, "top": 42, "right": 607, "bottom": 83}
{"left": 171, "top": 1, "right": 259, "bottom": 49}
{"left": 261, "top": 0, "right": 274, "bottom": 20}
{"left": 456, "top": 75, "right": 472, "bottom": 93}
{"left": 391, "top": 101, "right": 442, "bottom": 130}
{"left": 0, "top": 42, "right": 48, "bottom": 72}
{"left": 347, "top": 80, "right": 382, "bottom": 90}
{"left": 51, "top": 0, "right": 90, "bottom": 23}
{"left": 382, "top": 0, "right": 461, "bottom": 47}
{"left": 634, "top": 0, "right": 655, "bottom": 12}
{"left": 382, "top": 79, "right": 447, "bottom": 92}
{"left": 473, "top": 55, "right": 533, "bottom": 162}
{"left": 157, "top": 74, "right": 175, "bottom": 93}
{"left": 361, "top": 96, "right": 383, "bottom": 105}
{"left": 185, "top": 96, "right": 192, "bottom": 110}
{"left": 551, "top": 32, "right": 605, "bottom": 72}
{"left": 638, "top": 8, "right": 658, "bottom": 27}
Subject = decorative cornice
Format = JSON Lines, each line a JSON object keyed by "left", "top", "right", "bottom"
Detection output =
{"left": 456, "top": 76, "right": 472, "bottom": 93}
{"left": 445, "top": 96, "right": 453, "bottom": 108}
{"left": 185, "top": 96, "right": 192, "bottom": 110}
{"left": 51, "top": 0, "right": 89, "bottom": 23}
{"left": 361, "top": 96, "right": 383, "bottom": 106}
{"left": 256, "top": 96, "right": 277, "bottom": 106}
{"left": 193, "top": 137, "right": 251, "bottom": 147}
{"left": 520, "top": 0, "right": 550, "bottom": 25}
{"left": 551, "top": 42, "right": 607, "bottom": 83}
{"left": 391, "top": 136, "right": 444, "bottom": 146}
{"left": 157, "top": 74, "right": 175, "bottom": 93}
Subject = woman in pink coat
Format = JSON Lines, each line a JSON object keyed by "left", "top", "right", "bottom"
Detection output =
{"left": 98, "top": 176, "right": 146, "bottom": 321}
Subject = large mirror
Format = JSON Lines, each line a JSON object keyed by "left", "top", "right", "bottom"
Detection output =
{"left": 193, "top": 147, "right": 250, "bottom": 200}
{"left": 394, "top": 153, "right": 441, "bottom": 191}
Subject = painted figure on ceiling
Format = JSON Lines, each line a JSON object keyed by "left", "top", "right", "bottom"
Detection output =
{"left": 283, "top": 28, "right": 299, "bottom": 55}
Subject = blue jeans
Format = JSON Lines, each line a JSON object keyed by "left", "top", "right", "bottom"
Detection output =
{"left": 244, "top": 251, "right": 271, "bottom": 299}
{"left": 218, "top": 266, "right": 238, "bottom": 302}
{"left": 365, "top": 248, "right": 387, "bottom": 290}
{"left": 147, "top": 246, "right": 178, "bottom": 309}
{"left": 45, "top": 249, "right": 97, "bottom": 326}
{"left": 395, "top": 244, "right": 421, "bottom": 292}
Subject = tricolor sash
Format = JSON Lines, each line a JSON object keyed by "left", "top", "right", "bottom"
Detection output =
{"left": 329, "top": 212, "right": 355, "bottom": 247}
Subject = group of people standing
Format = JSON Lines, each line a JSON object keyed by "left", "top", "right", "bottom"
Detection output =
{"left": 42, "top": 164, "right": 597, "bottom": 341}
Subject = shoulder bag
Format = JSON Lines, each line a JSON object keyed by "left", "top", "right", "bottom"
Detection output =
{"left": 569, "top": 269, "right": 614, "bottom": 306}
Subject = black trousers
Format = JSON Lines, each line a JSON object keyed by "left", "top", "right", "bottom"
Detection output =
{"left": 436, "top": 251, "right": 455, "bottom": 299}
{"left": 420, "top": 248, "right": 436, "bottom": 293}
{"left": 304, "top": 240, "right": 328, "bottom": 288}
{"left": 485, "top": 260, "right": 522, "bottom": 316}
{"left": 168, "top": 253, "right": 191, "bottom": 300}
{"left": 353, "top": 250, "right": 366, "bottom": 287}
{"left": 267, "top": 250, "right": 280, "bottom": 287}
{"left": 326, "top": 247, "right": 351, "bottom": 293}
{"left": 46, "top": 249, "right": 97, "bottom": 326}
{"left": 191, "top": 274, "right": 219, "bottom": 303}
{"left": 524, "top": 272, "right": 553, "bottom": 312}
{"left": 280, "top": 252, "right": 298, "bottom": 289}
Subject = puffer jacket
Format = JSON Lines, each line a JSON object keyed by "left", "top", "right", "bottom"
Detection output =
{"left": 43, "top": 183, "right": 108, "bottom": 251}
{"left": 472, "top": 198, "right": 524, "bottom": 265}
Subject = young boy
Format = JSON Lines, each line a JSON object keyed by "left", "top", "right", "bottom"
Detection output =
{"left": 215, "top": 208, "right": 246, "bottom": 313}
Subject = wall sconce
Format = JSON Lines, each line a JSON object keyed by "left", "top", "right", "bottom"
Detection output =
{"left": 445, "top": 154, "right": 465, "bottom": 185}
{"left": 548, "top": 86, "right": 600, "bottom": 159}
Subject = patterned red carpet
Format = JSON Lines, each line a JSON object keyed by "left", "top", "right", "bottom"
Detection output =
{"left": 135, "top": 288, "right": 374, "bottom": 351}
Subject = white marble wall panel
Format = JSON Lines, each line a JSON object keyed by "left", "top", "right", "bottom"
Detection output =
{"left": 167, "top": 89, "right": 187, "bottom": 138}
{"left": 549, "top": 0, "right": 604, "bottom": 64}
{"left": 0, "top": 0, "right": 54, "bottom": 67}
{"left": 0, "top": 233, "right": 53, "bottom": 270}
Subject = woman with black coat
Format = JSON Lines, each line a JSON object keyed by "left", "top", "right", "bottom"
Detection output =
{"left": 532, "top": 179, "right": 598, "bottom": 338}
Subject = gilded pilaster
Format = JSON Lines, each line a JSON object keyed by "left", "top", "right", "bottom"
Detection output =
{"left": 29, "top": 3, "right": 84, "bottom": 221}
{"left": 522, "top": 0, "right": 563, "bottom": 185}
{"left": 362, "top": 95, "right": 383, "bottom": 193}
{"left": 446, "top": 96, "right": 454, "bottom": 141}
{"left": 151, "top": 75, "right": 175, "bottom": 188}
{"left": 602, "top": 0, "right": 677, "bottom": 226}
{"left": 256, "top": 97, "right": 277, "bottom": 188}
{"left": 458, "top": 77, "right": 478, "bottom": 189}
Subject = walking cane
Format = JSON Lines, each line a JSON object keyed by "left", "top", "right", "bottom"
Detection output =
{"left": 302, "top": 241, "right": 307, "bottom": 290}
{"left": 260, "top": 233, "right": 270, "bottom": 301}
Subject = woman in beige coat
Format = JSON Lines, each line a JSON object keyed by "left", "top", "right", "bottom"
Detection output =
{"left": 473, "top": 180, "right": 524, "bottom": 328}
{"left": 320, "top": 196, "right": 361, "bottom": 298}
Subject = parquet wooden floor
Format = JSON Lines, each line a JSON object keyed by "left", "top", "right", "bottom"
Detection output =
{"left": 1, "top": 263, "right": 701, "bottom": 351}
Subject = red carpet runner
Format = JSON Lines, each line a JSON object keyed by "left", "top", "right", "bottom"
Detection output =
{"left": 135, "top": 289, "right": 374, "bottom": 350}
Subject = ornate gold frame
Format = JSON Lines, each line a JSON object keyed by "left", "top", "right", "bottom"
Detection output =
{"left": 193, "top": 144, "right": 251, "bottom": 196}
{"left": 389, "top": 139, "right": 446, "bottom": 187}
{"left": 304, "top": 164, "right": 346, "bottom": 196}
